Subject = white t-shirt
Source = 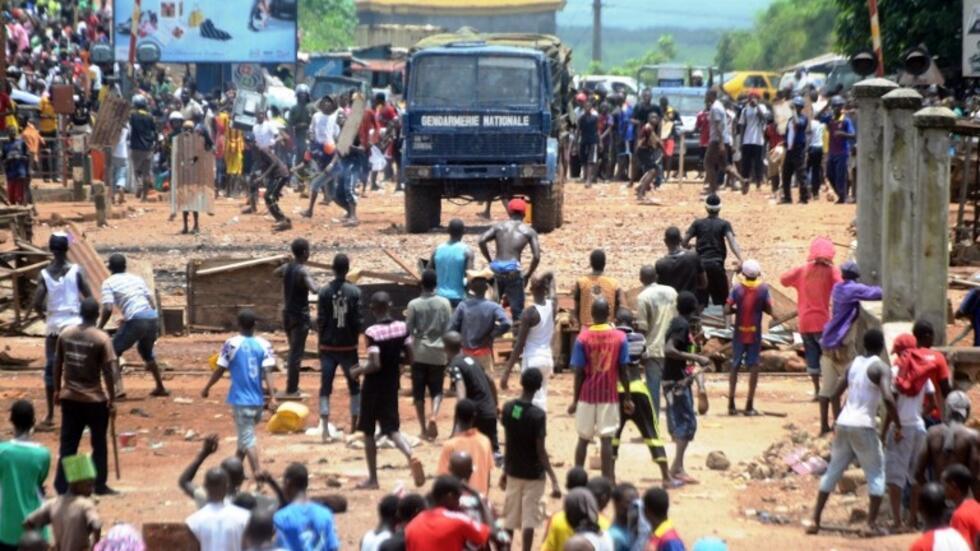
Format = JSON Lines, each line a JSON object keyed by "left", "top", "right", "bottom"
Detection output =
{"left": 836, "top": 355, "right": 885, "bottom": 429}
{"left": 360, "top": 528, "right": 392, "bottom": 551}
{"left": 808, "top": 119, "right": 825, "bottom": 149}
{"left": 709, "top": 99, "right": 727, "bottom": 144}
{"left": 311, "top": 111, "right": 339, "bottom": 145}
{"left": 891, "top": 366, "right": 934, "bottom": 430}
{"left": 253, "top": 120, "right": 278, "bottom": 150}
{"left": 739, "top": 104, "right": 768, "bottom": 146}
{"left": 186, "top": 502, "right": 250, "bottom": 551}
{"left": 113, "top": 124, "right": 130, "bottom": 159}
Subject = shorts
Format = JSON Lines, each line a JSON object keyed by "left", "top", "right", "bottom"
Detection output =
{"left": 521, "top": 356, "right": 553, "bottom": 411}
{"left": 503, "top": 476, "right": 546, "bottom": 530}
{"left": 664, "top": 383, "right": 697, "bottom": 441}
{"left": 731, "top": 339, "right": 761, "bottom": 369}
{"left": 575, "top": 402, "right": 620, "bottom": 440}
{"left": 885, "top": 425, "right": 927, "bottom": 486}
{"left": 130, "top": 149, "right": 153, "bottom": 182}
{"left": 820, "top": 425, "right": 885, "bottom": 496}
{"left": 580, "top": 143, "right": 598, "bottom": 165}
{"left": 411, "top": 362, "right": 445, "bottom": 403}
{"left": 112, "top": 317, "right": 158, "bottom": 362}
{"left": 233, "top": 406, "right": 263, "bottom": 451}
{"left": 802, "top": 333, "right": 822, "bottom": 376}
{"left": 818, "top": 329, "right": 857, "bottom": 399}
{"left": 358, "top": 389, "right": 399, "bottom": 437}
{"left": 471, "top": 352, "right": 495, "bottom": 376}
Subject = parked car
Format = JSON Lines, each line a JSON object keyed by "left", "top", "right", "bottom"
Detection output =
{"left": 650, "top": 86, "right": 707, "bottom": 171}
{"left": 722, "top": 71, "right": 779, "bottom": 100}
{"left": 575, "top": 75, "right": 638, "bottom": 102}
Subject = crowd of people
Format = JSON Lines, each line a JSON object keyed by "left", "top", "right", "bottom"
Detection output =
{"left": 7, "top": 175, "right": 979, "bottom": 551}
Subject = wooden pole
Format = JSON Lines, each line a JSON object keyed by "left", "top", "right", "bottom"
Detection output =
{"left": 867, "top": 0, "right": 885, "bottom": 77}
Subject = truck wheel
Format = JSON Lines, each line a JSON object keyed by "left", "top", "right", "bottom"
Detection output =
{"left": 530, "top": 185, "right": 558, "bottom": 234}
{"left": 404, "top": 183, "right": 441, "bottom": 234}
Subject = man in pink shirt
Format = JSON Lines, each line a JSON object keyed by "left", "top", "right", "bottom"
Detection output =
{"left": 780, "top": 237, "right": 841, "bottom": 398}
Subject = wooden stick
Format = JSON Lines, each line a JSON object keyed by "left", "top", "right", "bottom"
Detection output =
{"left": 950, "top": 277, "right": 980, "bottom": 290}
{"left": 194, "top": 254, "right": 289, "bottom": 276}
{"left": 110, "top": 412, "right": 120, "bottom": 480}
{"left": 382, "top": 248, "right": 421, "bottom": 281}
{"left": 0, "top": 260, "right": 48, "bottom": 280}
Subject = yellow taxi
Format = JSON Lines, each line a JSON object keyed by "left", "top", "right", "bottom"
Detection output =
{"left": 722, "top": 71, "right": 780, "bottom": 100}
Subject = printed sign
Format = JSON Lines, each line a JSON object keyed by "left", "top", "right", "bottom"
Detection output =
{"left": 965, "top": 0, "right": 980, "bottom": 77}
{"left": 114, "top": 0, "right": 297, "bottom": 63}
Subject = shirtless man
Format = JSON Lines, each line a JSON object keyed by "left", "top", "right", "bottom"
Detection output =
{"left": 33, "top": 233, "right": 92, "bottom": 429}
{"left": 912, "top": 391, "right": 980, "bottom": 524}
{"left": 478, "top": 198, "right": 541, "bottom": 323}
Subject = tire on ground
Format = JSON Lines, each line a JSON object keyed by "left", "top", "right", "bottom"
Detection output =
{"left": 530, "top": 184, "right": 559, "bottom": 233}
{"left": 404, "top": 183, "right": 441, "bottom": 233}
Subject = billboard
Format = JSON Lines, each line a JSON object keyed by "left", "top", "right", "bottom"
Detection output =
{"left": 113, "top": 0, "right": 297, "bottom": 64}
{"left": 966, "top": 0, "right": 980, "bottom": 77}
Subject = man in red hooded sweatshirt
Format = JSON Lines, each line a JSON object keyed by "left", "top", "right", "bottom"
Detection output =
{"left": 780, "top": 237, "right": 841, "bottom": 399}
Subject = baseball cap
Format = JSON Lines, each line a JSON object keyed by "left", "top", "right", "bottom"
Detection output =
{"left": 705, "top": 193, "right": 721, "bottom": 211}
{"left": 507, "top": 198, "right": 527, "bottom": 215}
{"left": 946, "top": 391, "right": 971, "bottom": 420}
{"left": 741, "top": 259, "right": 761, "bottom": 278}
{"left": 831, "top": 95, "right": 845, "bottom": 107}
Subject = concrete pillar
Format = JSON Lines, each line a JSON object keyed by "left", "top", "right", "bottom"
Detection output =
{"left": 913, "top": 107, "right": 956, "bottom": 344}
{"left": 853, "top": 78, "right": 898, "bottom": 285}
{"left": 880, "top": 88, "right": 922, "bottom": 323}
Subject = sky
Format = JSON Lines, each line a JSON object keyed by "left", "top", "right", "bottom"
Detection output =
{"left": 557, "top": 0, "right": 778, "bottom": 29}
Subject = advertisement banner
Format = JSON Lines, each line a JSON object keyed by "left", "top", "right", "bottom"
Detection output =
{"left": 965, "top": 0, "right": 980, "bottom": 77}
{"left": 113, "top": 0, "right": 297, "bottom": 63}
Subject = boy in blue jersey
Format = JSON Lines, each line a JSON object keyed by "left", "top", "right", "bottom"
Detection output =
{"left": 266, "top": 463, "right": 340, "bottom": 551}
{"left": 202, "top": 309, "right": 277, "bottom": 482}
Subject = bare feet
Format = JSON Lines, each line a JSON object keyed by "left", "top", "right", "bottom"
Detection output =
{"left": 355, "top": 479, "right": 380, "bottom": 490}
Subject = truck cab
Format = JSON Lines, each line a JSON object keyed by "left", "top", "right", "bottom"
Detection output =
{"left": 401, "top": 42, "right": 564, "bottom": 233}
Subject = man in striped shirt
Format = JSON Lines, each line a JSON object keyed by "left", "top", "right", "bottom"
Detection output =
{"left": 98, "top": 253, "right": 169, "bottom": 398}
{"left": 568, "top": 297, "right": 632, "bottom": 482}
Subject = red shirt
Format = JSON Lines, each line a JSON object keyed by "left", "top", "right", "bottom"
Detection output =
{"left": 952, "top": 499, "right": 980, "bottom": 550}
{"left": 780, "top": 239, "right": 842, "bottom": 334}
{"left": 909, "top": 527, "right": 971, "bottom": 551}
{"left": 377, "top": 104, "right": 399, "bottom": 125}
{"left": 358, "top": 107, "right": 379, "bottom": 147}
{"left": 570, "top": 325, "right": 629, "bottom": 404}
{"left": 696, "top": 111, "right": 710, "bottom": 147}
{"left": 405, "top": 507, "right": 490, "bottom": 551}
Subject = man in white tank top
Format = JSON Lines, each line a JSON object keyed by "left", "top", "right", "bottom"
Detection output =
{"left": 501, "top": 272, "right": 556, "bottom": 411}
{"left": 807, "top": 328, "right": 899, "bottom": 537}
{"left": 32, "top": 233, "right": 92, "bottom": 429}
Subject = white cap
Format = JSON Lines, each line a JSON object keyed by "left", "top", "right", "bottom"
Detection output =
{"left": 742, "top": 259, "right": 762, "bottom": 278}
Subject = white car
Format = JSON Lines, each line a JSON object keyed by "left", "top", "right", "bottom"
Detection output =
{"left": 574, "top": 75, "right": 638, "bottom": 102}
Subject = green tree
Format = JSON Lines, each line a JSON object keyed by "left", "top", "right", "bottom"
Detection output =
{"left": 713, "top": 0, "right": 837, "bottom": 70}
{"left": 833, "top": 0, "right": 961, "bottom": 71}
{"left": 604, "top": 33, "right": 676, "bottom": 76}
{"left": 299, "top": 0, "right": 356, "bottom": 52}
{"left": 657, "top": 34, "right": 677, "bottom": 62}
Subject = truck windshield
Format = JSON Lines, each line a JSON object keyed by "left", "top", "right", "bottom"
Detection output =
{"left": 411, "top": 55, "right": 540, "bottom": 108}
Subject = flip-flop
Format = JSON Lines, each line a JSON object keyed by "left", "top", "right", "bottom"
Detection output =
{"left": 663, "top": 479, "right": 685, "bottom": 489}
{"left": 149, "top": 388, "right": 171, "bottom": 397}
{"left": 674, "top": 473, "right": 699, "bottom": 485}
{"left": 410, "top": 458, "right": 426, "bottom": 488}
{"left": 35, "top": 421, "right": 55, "bottom": 432}
{"left": 355, "top": 479, "right": 380, "bottom": 490}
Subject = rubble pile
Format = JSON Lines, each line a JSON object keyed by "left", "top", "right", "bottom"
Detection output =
{"left": 733, "top": 423, "right": 831, "bottom": 481}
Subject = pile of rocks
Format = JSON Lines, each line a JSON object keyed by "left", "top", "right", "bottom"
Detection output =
{"left": 732, "top": 423, "right": 831, "bottom": 481}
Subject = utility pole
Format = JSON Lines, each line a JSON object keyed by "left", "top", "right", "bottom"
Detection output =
{"left": 592, "top": 0, "right": 601, "bottom": 65}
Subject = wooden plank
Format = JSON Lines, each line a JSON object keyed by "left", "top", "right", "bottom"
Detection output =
{"left": 194, "top": 254, "right": 289, "bottom": 276}
{"left": 0, "top": 260, "right": 47, "bottom": 280}
{"left": 336, "top": 95, "right": 365, "bottom": 156}
{"left": 382, "top": 248, "right": 421, "bottom": 281}
{"left": 89, "top": 95, "right": 131, "bottom": 150}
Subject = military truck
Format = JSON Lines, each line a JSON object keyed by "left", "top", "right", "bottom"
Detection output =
{"left": 401, "top": 32, "right": 572, "bottom": 233}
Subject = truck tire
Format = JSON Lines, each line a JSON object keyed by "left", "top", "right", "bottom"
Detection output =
{"left": 404, "top": 183, "right": 441, "bottom": 233}
{"left": 530, "top": 185, "right": 559, "bottom": 234}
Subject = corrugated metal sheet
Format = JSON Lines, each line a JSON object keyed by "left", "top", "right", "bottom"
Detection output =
{"left": 64, "top": 222, "right": 109, "bottom": 303}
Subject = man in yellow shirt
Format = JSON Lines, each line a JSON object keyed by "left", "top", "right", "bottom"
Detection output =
{"left": 573, "top": 249, "right": 625, "bottom": 329}
{"left": 541, "top": 469, "right": 612, "bottom": 551}
{"left": 38, "top": 95, "right": 58, "bottom": 182}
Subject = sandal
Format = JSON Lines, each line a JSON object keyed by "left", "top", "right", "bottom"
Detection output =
{"left": 410, "top": 458, "right": 426, "bottom": 488}
{"left": 149, "top": 388, "right": 171, "bottom": 397}
{"left": 673, "top": 473, "right": 700, "bottom": 485}
{"left": 355, "top": 479, "right": 380, "bottom": 490}
{"left": 35, "top": 420, "right": 55, "bottom": 432}
{"left": 662, "top": 478, "right": 685, "bottom": 489}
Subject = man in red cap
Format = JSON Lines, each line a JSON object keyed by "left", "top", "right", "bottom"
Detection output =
{"left": 479, "top": 198, "right": 541, "bottom": 325}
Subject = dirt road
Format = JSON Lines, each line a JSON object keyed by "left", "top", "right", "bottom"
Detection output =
{"left": 4, "top": 180, "right": 953, "bottom": 550}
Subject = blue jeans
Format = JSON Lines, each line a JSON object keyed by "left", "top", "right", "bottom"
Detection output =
{"left": 827, "top": 154, "right": 849, "bottom": 201}
{"left": 819, "top": 425, "right": 885, "bottom": 496}
{"left": 318, "top": 350, "right": 361, "bottom": 418}
{"left": 643, "top": 357, "right": 663, "bottom": 419}
{"left": 112, "top": 317, "right": 158, "bottom": 362}
{"left": 664, "top": 382, "right": 696, "bottom": 441}
{"left": 802, "top": 332, "right": 822, "bottom": 375}
{"left": 493, "top": 270, "right": 525, "bottom": 321}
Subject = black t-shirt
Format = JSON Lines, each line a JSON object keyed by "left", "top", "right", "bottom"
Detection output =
{"left": 502, "top": 399, "right": 547, "bottom": 480}
{"left": 633, "top": 103, "right": 656, "bottom": 128}
{"left": 363, "top": 320, "right": 410, "bottom": 395}
{"left": 686, "top": 217, "right": 733, "bottom": 265}
{"left": 255, "top": 147, "right": 290, "bottom": 179}
{"left": 664, "top": 316, "right": 692, "bottom": 381}
{"left": 317, "top": 280, "right": 362, "bottom": 348}
{"left": 578, "top": 111, "right": 599, "bottom": 145}
{"left": 655, "top": 251, "right": 705, "bottom": 296}
{"left": 378, "top": 532, "right": 405, "bottom": 551}
{"left": 448, "top": 355, "right": 496, "bottom": 419}
{"left": 282, "top": 262, "right": 310, "bottom": 317}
